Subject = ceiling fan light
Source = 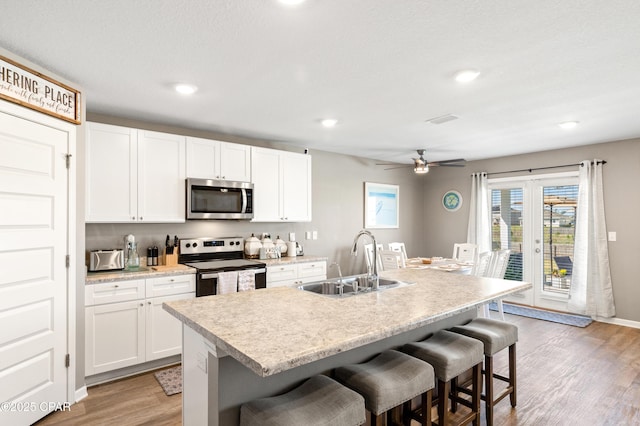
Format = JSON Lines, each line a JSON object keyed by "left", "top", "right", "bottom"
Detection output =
{"left": 414, "top": 164, "right": 429, "bottom": 174}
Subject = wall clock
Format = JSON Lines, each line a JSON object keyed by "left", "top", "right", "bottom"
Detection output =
{"left": 442, "top": 190, "right": 462, "bottom": 212}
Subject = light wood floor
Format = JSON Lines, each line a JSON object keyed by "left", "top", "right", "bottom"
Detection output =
{"left": 35, "top": 313, "right": 640, "bottom": 426}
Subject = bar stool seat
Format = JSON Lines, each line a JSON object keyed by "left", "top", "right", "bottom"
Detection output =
{"left": 240, "top": 375, "right": 365, "bottom": 426}
{"left": 335, "top": 349, "right": 435, "bottom": 426}
{"left": 402, "top": 330, "right": 484, "bottom": 426}
{"left": 450, "top": 318, "right": 518, "bottom": 426}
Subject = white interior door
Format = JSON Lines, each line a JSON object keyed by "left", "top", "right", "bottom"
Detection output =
{"left": 0, "top": 110, "right": 70, "bottom": 424}
{"left": 490, "top": 173, "right": 578, "bottom": 312}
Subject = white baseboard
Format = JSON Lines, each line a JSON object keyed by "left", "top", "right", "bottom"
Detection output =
{"left": 74, "top": 386, "right": 88, "bottom": 403}
{"left": 596, "top": 316, "right": 640, "bottom": 329}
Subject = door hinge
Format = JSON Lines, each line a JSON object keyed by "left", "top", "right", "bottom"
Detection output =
{"left": 65, "top": 153, "right": 72, "bottom": 169}
{"left": 65, "top": 354, "right": 70, "bottom": 368}
{"left": 66, "top": 255, "right": 70, "bottom": 268}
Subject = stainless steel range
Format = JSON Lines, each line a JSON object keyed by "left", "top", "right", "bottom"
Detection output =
{"left": 179, "top": 237, "right": 267, "bottom": 296}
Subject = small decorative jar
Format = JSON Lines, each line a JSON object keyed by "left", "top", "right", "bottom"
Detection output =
{"left": 244, "top": 234, "right": 262, "bottom": 259}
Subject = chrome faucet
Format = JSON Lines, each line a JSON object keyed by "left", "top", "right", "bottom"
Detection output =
{"left": 351, "top": 229, "right": 379, "bottom": 290}
{"left": 330, "top": 261, "right": 351, "bottom": 295}
{"left": 330, "top": 262, "right": 343, "bottom": 283}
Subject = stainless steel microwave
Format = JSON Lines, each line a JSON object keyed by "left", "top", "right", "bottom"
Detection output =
{"left": 186, "top": 178, "right": 254, "bottom": 220}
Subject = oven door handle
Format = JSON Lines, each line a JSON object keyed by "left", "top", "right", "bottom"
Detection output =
{"left": 200, "top": 268, "right": 266, "bottom": 280}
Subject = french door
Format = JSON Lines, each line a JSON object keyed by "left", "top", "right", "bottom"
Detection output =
{"left": 489, "top": 172, "right": 579, "bottom": 312}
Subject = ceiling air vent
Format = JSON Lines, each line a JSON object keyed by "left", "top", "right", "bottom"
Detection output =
{"left": 425, "top": 114, "right": 459, "bottom": 125}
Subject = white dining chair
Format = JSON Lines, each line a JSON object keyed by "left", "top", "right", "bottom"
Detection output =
{"left": 364, "top": 243, "right": 384, "bottom": 272}
{"left": 483, "top": 249, "right": 512, "bottom": 321}
{"left": 378, "top": 250, "right": 405, "bottom": 270}
{"left": 452, "top": 243, "right": 478, "bottom": 263}
{"left": 387, "top": 242, "right": 408, "bottom": 263}
{"left": 472, "top": 251, "right": 493, "bottom": 277}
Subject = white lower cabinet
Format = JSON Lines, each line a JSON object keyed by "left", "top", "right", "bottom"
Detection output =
{"left": 85, "top": 299, "right": 145, "bottom": 375}
{"left": 145, "top": 293, "right": 193, "bottom": 361}
{"left": 85, "top": 274, "right": 195, "bottom": 376}
{"left": 267, "top": 261, "right": 326, "bottom": 288}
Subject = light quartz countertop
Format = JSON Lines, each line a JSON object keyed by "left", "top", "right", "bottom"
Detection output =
{"left": 86, "top": 264, "right": 195, "bottom": 284}
{"left": 164, "top": 267, "right": 531, "bottom": 377}
{"left": 260, "top": 254, "right": 328, "bottom": 266}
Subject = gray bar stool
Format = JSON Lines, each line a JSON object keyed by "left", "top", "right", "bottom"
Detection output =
{"left": 402, "top": 330, "right": 483, "bottom": 426}
{"left": 450, "top": 318, "right": 518, "bottom": 426}
{"left": 335, "top": 349, "right": 435, "bottom": 426}
{"left": 240, "top": 374, "right": 365, "bottom": 426}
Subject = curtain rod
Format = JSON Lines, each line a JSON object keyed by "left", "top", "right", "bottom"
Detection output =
{"left": 485, "top": 160, "right": 607, "bottom": 176}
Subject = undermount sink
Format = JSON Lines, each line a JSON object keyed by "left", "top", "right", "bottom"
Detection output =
{"left": 298, "top": 275, "right": 414, "bottom": 298}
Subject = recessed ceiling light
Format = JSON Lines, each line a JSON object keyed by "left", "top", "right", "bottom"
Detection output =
{"left": 278, "top": 0, "right": 306, "bottom": 5}
{"left": 321, "top": 118, "right": 338, "bottom": 128}
{"left": 174, "top": 84, "right": 198, "bottom": 95}
{"left": 454, "top": 69, "right": 480, "bottom": 83}
{"left": 558, "top": 121, "right": 579, "bottom": 130}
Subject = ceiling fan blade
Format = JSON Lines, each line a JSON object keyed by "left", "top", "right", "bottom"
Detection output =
{"left": 384, "top": 165, "right": 412, "bottom": 170}
{"left": 432, "top": 158, "right": 466, "bottom": 164}
{"left": 429, "top": 163, "right": 466, "bottom": 167}
{"left": 376, "top": 162, "right": 404, "bottom": 166}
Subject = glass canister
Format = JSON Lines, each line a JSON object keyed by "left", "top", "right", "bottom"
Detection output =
{"left": 127, "top": 242, "right": 140, "bottom": 269}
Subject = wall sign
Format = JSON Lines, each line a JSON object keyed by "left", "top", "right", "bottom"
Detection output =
{"left": 442, "top": 190, "right": 462, "bottom": 212}
{"left": 0, "top": 55, "right": 81, "bottom": 124}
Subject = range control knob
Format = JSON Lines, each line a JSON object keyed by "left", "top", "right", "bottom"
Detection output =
{"left": 193, "top": 242, "right": 198, "bottom": 248}
{"left": 185, "top": 243, "right": 191, "bottom": 248}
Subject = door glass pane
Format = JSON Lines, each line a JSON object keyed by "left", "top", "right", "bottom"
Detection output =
{"left": 491, "top": 188, "right": 523, "bottom": 281}
{"left": 542, "top": 185, "right": 578, "bottom": 294}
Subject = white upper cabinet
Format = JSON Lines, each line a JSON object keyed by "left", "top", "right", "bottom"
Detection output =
{"left": 281, "top": 151, "right": 312, "bottom": 221}
{"left": 86, "top": 122, "right": 138, "bottom": 222}
{"left": 186, "top": 137, "right": 251, "bottom": 182}
{"left": 86, "top": 122, "right": 186, "bottom": 223}
{"left": 251, "top": 147, "right": 312, "bottom": 222}
{"left": 137, "top": 130, "right": 186, "bottom": 222}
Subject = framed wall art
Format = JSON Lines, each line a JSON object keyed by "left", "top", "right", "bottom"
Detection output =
{"left": 364, "top": 182, "right": 399, "bottom": 228}
{"left": 442, "top": 190, "right": 462, "bottom": 212}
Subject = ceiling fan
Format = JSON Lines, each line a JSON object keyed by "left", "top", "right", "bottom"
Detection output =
{"left": 377, "top": 149, "right": 466, "bottom": 174}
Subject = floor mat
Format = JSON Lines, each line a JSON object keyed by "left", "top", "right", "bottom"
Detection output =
{"left": 154, "top": 365, "right": 182, "bottom": 396}
{"left": 489, "top": 302, "right": 592, "bottom": 327}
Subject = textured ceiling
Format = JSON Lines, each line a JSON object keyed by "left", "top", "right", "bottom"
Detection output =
{"left": 2, "top": 0, "right": 640, "bottom": 164}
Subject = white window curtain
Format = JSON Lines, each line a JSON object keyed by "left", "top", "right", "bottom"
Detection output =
{"left": 568, "top": 160, "right": 616, "bottom": 318}
{"left": 467, "top": 172, "right": 492, "bottom": 253}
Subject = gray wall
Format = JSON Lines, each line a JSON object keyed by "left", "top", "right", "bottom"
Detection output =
{"left": 421, "top": 138, "right": 639, "bottom": 323}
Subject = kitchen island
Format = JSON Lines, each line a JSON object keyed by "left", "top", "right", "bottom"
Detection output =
{"left": 164, "top": 267, "right": 531, "bottom": 426}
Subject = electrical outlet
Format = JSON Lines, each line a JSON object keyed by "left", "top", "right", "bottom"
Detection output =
{"left": 608, "top": 231, "right": 617, "bottom": 242}
{"left": 312, "top": 231, "right": 318, "bottom": 240}
{"left": 305, "top": 231, "right": 312, "bottom": 240}
{"left": 289, "top": 232, "right": 295, "bottom": 242}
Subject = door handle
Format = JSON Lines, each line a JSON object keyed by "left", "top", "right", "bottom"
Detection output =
{"left": 535, "top": 248, "right": 541, "bottom": 253}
